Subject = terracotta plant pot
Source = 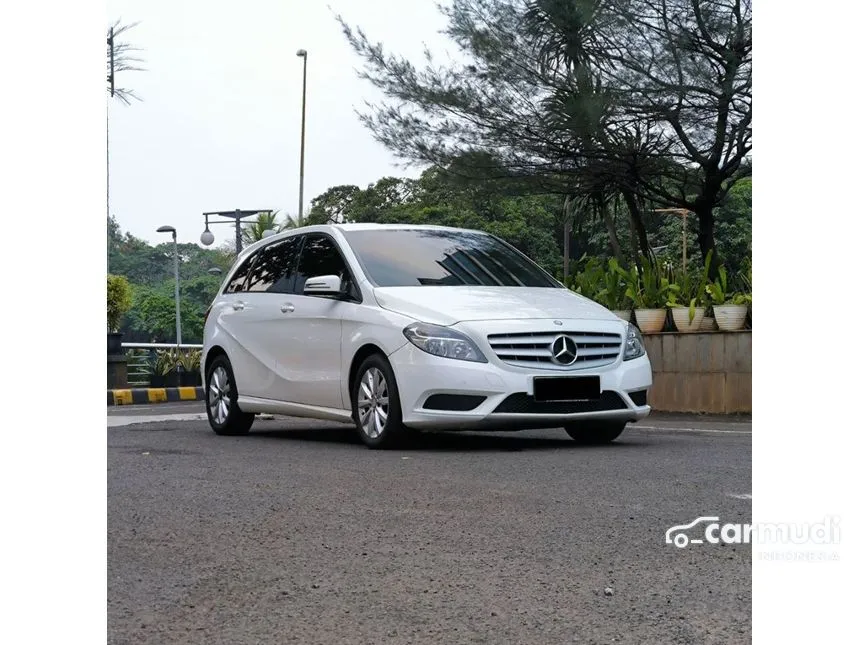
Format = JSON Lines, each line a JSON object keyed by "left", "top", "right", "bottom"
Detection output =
{"left": 612, "top": 310, "right": 632, "bottom": 322}
{"left": 713, "top": 304, "right": 749, "bottom": 331}
{"left": 671, "top": 306, "right": 705, "bottom": 333}
{"left": 634, "top": 308, "right": 667, "bottom": 334}
{"left": 700, "top": 316, "right": 717, "bottom": 332}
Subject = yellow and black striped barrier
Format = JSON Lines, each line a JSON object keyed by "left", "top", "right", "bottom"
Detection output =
{"left": 108, "top": 386, "right": 204, "bottom": 406}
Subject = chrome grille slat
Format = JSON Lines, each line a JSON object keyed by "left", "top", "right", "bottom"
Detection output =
{"left": 488, "top": 330, "right": 622, "bottom": 370}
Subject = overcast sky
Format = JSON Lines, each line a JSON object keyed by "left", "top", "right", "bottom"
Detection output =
{"left": 107, "top": 0, "right": 452, "bottom": 246}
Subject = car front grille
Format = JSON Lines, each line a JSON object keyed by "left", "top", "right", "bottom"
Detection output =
{"left": 487, "top": 331, "right": 622, "bottom": 370}
{"left": 492, "top": 391, "right": 627, "bottom": 414}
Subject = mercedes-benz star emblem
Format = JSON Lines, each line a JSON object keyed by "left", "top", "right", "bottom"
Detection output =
{"left": 550, "top": 335, "right": 578, "bottom": 365}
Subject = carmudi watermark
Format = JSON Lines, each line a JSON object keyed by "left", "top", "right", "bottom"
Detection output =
{"left": 665, "top": 516, "right": 841, "bottom": 553}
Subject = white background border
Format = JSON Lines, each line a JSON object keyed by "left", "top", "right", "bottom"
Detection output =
{"left": 3, "top": 0, "right": 859, "bottom": 641}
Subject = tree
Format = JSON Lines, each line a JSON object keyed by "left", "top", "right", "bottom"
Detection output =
{"left": 306, "top": 186, "right": 360, "bottom": 225}
{"left": 241, "top": 211, "right": 284, "bottom": 245}
{"left": 337, "top": 0, "right": 751, "bottom": 274}
{"left": 107, "top": 274, "right": 133, "bottom": 332}
{"left": 107, "top": 20, "right": 145, "bottom": 105}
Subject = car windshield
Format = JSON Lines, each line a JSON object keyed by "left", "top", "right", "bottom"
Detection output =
{"left": 341, "top": 228, "right": 560, "bottom": 288}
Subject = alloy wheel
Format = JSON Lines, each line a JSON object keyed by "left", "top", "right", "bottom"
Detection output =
{"left": 209, "top": 365, "right": 231, "bottom": 424}
{"left": 357, "top": 367, "right": 389, "bottom": 438}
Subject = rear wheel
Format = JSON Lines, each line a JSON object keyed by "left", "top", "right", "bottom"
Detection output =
{"left": 205, "top": 355, "right": 255, "bottom": 436}
{"left": 564, "top": 421, "right": 626, "bottom": 445}
{"left": 351, "top": 354, "right": 406, "bottom": 449}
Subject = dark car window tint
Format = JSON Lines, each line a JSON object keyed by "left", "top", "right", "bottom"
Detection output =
{"left": 246, "top": 236, "right": 302, "bottom": 293}
{"left": 225, "top": 255, "right": 254, "bottom": 293}
{"left": 341, "top": 229, "right": 559, "bottom": 288}
{"left": 294, "top": 235, "right": 352, "bottom": 295}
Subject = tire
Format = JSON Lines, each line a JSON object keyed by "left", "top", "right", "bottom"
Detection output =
{"left": 205, "top": 354, "right": 255, "bottom": 436}
{"left": 351, "top": 354, "right": 406, "bottom": 449}
{"left": 564, "top": 421, "right": 626, "bottom": 445}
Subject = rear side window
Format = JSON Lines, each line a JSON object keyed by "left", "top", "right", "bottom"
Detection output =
{"left": 246, "top": 236, "right": 302, "bottom": 293}
{"left": 224, "top": 256, "right": 254, "bottom": 293}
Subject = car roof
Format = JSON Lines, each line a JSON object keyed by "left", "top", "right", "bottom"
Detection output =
{"left": 237, "top": 222, "right": 490, "bottom": 259}
{"left": 332, "top": 223, "right": 485, "bottom": 233}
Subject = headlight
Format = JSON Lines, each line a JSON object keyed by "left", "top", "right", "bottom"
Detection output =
{"left": 623, "top": 323, "right": 646, "bottom": 361}
{"left": 403, "top": 322, "right": 488, "bottom": 363}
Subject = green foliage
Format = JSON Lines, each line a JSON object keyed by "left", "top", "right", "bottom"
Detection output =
{"left": 667, "top": 250, "right": 712, "bottom": 322}
{"left": 177, "top": 349, "right": 201, "bottom": 372}
{"left": 154, "top": 348, "right": 178, "bottom": 376}
{"left": 339, "top": 0, "right": 751, "bottom": 274}
{"left": 704, "top": 253, "right": 751, "bottom": 307}
{"left": 107, "top": 274, "right": 133, "bottom": 332}
{"left": 567, "top": 256, "right": 633, "bottom": 311}
{"left": 599, "top": 259, "right": 631, "bottom": 311}
{"left": 623, "top": 258, "right": 678, "bottom": 310}
{"left": 570, "top": 256, "right": 603, "bottom": 301}
{"left": 109, "top": 217, "right": 232, "bottom": 343}
{"left": 241, "top": 211, "right": 285, "bottom": 245}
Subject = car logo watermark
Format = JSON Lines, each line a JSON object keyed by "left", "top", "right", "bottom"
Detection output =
{"left": 666, "top": 516, "right": 841, "bottom": 561}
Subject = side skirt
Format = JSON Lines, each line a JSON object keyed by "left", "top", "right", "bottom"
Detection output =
{"left": 236, "top": 396, "right": 353, "bottom": 424}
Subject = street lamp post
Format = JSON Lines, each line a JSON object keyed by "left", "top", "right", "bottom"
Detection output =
{"left": 157, "top": 225, "right": 182, "bottom": 347}
{"left": 655, "top": 208, "right": 692, "bottom": 272}
{"left": 296, "top": 49, "right": 308, "bottom": 223}
{"left": 200, "top": 209, "right": 275, "bottom": 254}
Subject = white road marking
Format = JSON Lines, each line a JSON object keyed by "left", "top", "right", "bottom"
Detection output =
{"left": 107, "top": 413, "right": 207, "bottom": 428}
{"left": 727, "top": 493, "right": 753, "bottom": 500}
{"left": 634, "top": 424, "right": 750, "bottom": 434}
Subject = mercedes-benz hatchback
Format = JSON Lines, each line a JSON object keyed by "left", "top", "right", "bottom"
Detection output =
{"left": 202, "top": 224, "right": 652, "bottom": 448}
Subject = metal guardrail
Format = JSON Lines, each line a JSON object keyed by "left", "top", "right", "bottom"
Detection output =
{"left": 122, "top": 343, "right": 204, "bottom": 350}
{"left": 122, "top": 343, "right": 204, "bottom": 388}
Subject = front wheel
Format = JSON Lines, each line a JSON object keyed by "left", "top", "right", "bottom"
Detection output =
{"left": 564, "top": 421, "right": 626, "bottom": 445}
{"left": 205, "top": 355, "right": 255, "bottom": 436}
{"left": 351, "top": 354, "right": 406, "bottom": 449}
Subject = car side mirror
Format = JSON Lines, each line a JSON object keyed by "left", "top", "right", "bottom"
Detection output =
{"left": 303, "top": 274, "right": 343, "bottom": 295}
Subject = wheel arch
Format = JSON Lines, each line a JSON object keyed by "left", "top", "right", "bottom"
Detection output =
{"left": 204, "top": 345, "right": 228, "bottom": 378}
{"left": 347, "top": 343, "right": 389, "bottom": 405}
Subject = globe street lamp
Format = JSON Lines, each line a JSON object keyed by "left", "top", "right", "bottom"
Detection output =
{"left": 156, "top": 225, "right": 182, "bottom": 347}
{"left": 296, "top": 48, "right": 308, "bottom": 223}
{"left": 199, "top": 209, "right": 275, "bottom": 254}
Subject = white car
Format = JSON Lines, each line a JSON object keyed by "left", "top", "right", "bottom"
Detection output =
{"left": 201, "top": 224, "right": 652, "bottom": 448}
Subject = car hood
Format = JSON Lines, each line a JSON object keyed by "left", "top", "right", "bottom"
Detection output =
{"left": 372, "top": 286, "right": 619, "bottom": 326}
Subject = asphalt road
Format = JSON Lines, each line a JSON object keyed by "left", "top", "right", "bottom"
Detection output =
{"left": 108, "top": 405, "right": 751, "bottom": 645}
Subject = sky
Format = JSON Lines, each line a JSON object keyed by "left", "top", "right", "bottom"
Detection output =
{"left": 106, "top": 0, "right": 452, "bottom": 246}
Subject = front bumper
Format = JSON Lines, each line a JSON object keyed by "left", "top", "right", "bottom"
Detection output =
{"left": 388, "top": 343, "right": 652, "bottom": 430}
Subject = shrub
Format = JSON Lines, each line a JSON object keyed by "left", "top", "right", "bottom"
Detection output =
{"left": 107, "top": 274, "right": 133, "bottom": 332}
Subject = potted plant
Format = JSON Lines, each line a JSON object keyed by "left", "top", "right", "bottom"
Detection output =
{"left": 625, "top": 258, "right": 677, "bottom": 334}
{"left": 571, "top": 256, "right": 603, "bottom": 303}
{"left": 667, "top": 253, "right": 710, "bottom": 333}
{"left": 700, "top": 310, "right": 717, "bottom": 331}
{"left": 706, "top": 264, "right": 750, "bottom": 331}
{"left": 107, "top": 274, "right": 133, "bottom": 355}
{"left": 178, "top": 349, "right": 202, "bottom": 386}
{"left": 741, "top": 257, "right": 752, "bottom": 327}
{"left": 153, "top": 348, "right": 179, "bottom": 387}
{"left": 601, "top": 258, "right": 632, "bottom": 321}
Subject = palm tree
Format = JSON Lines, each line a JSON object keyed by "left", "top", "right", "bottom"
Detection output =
{"left": 107, "top": 20, "right": 145, "bottom": 105}
{"left": 241, "top": 211, "right": 284, "bottom": 245}
{"left": 281, "top": 213, "right": 305, "bottom": 230}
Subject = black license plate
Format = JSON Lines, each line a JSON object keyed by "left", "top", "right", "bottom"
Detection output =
{"left": 533, "top": 376, "right": 600, "bottom": 402}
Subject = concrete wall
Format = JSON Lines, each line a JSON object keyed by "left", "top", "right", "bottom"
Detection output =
{"left": 642, "top": 332, "right": 751, "bottom": 414}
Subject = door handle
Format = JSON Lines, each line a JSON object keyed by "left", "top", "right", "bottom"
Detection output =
{"left": 232, "top": 301, "right": 245, "bottom": 311}
{"left": 281, "top": 303, "right": 295, "bottom": 314}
